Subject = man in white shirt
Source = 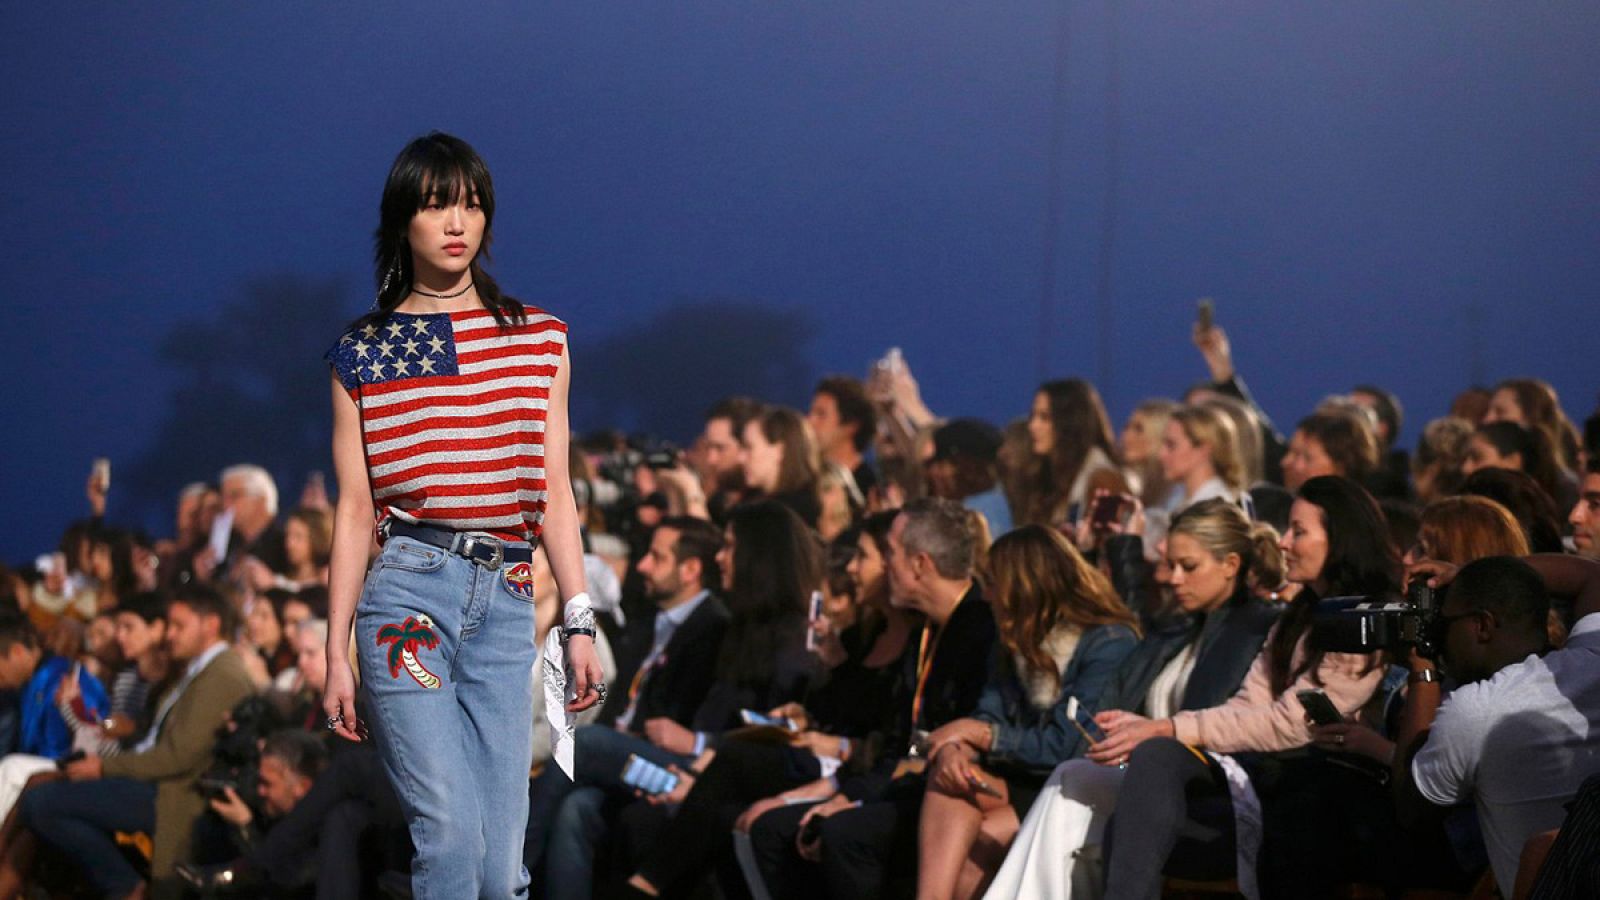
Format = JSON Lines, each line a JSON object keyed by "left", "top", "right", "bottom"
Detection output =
{"left": 1395, "top": 555, "right": 1600, "bottom": 898}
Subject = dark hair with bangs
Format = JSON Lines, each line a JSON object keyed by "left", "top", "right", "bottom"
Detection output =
{"left": 354, "top": 132, "right": 524, "bottom": 332}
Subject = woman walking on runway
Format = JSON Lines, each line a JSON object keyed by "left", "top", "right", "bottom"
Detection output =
{"left": 322, "top": 132, "right": 602, "bottom": 899}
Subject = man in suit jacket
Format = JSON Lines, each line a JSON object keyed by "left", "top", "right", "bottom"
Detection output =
{"left": 529, "top": 516, "right": 730, "bottom": 896}
{"left": 20, "top": 583, "right": 256, "bottom": 900}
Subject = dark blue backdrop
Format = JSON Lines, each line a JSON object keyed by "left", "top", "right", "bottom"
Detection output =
{"left": 5, "top": 2, "right": 1598, "bottom": 558}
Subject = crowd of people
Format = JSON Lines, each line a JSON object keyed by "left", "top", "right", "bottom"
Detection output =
{"left": 3, "top": 318, "right": 1599, "bottom": 900}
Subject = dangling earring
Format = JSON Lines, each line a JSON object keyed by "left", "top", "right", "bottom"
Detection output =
{"left": 376, "top": 252, "right": 403, "bottom": 306}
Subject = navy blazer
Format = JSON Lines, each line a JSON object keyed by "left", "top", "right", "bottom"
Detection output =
{"left": 1097, "top": 586, "right": 1281, "bottom": 716}
{"left": 974, "top": 622, "right": 1140, "bottom": 773}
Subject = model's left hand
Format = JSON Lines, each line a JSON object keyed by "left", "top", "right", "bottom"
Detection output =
{"left": 565, "top": 635, "right": 604, "bottom": 712}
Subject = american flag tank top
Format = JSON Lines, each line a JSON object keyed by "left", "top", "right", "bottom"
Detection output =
{"left": 325, "top": 305, "right": 567, "bottom": 542}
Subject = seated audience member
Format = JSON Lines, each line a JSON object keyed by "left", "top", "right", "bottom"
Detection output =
{"left": 0, "top": 614, "right": 111, "bottom": 820}
{"left": 809, "top": 375, "right": 882, "bottom": 502}
{"left": 1022, "top": 380, "right": 1125, "bottom": 529}
{"left": 1255, "top": 495, "right": 1532, "bottom": 898}
{"left": 1460, "top": 467, "right": 1567, "bottom": 555}
{"left": 1483, "top": 377, "right": 1584, "bottom": 473}
{"left": 1119, "top": 400, "right": 1176, "bottom": 509}
{"left": 72, "top": 592, "right": 172, "bottom": 754}
{"left": 216, "top": 463, "right": 289, "bottom": 578}
{"left": 700, "top": 396, "right": 764, "bottom": 523}
{"left": 1092, "top": 476, "right": 1394, "bottom": 897}
{"left": 926, "top": 418, "right": 1014, "bottom": 539}
{"left": 16, "top": 582, "right": 255, "bottom": 898}
{"left": 1463, "top": 420, "right": 1577, "bottom": 512}
{"left": 620, "top": 515, "right": 911, "bottom": 897}
{"left": 917, "top": 525, "right": 1139, "bottom": 899}
{"left": 987, "top": 500, "right": 1283, "bottom": 898}
{"left": 242, "top": 507, "right": 332, "bottom": 595}
{"left": 239, "top": 590, "right": 297, "bottom": 691}
{"left": 1156, "top": 405, "right": 1248, "bottom": 515}
{"left": 1396, "top": 554, "right": 1600, "bottom": 898}
{"left": 531, "top": 503, "right": 813, "bottom": 900}
{"left": 742, "top": 406, "right": 826, "bottom": 529}
{"left": 747, "top": 498, "right": 997, "bottom": 899}
{"left": 816, "top": 462, "right": 864, "bottom": 543}
{"left": 1350, "top": 383, "right": 1411, "bottom": 500}
{"left": 1281, "top": 410, "right": 1381, "bottom": 492}
{"left": 1571, "top": 460, "right": 1600, "bottom": 561}
{"left": 1412, "top": 417, "right": 1475, "bottom": 504}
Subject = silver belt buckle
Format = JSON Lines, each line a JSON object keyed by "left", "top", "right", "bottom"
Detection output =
{"left": 462, "top": 535, "right": 504, "bottom": 569}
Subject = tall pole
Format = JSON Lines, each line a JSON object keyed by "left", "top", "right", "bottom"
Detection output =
{"left": 1036, "top": 1, "right": 1073, "bottom": 382}
{"left": 1095, "top": 0, "right": 1122, "bottom": 394}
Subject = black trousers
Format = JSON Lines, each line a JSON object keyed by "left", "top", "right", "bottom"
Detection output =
{"left": 1102, "top": 737, "right": 1235, "bottom": 900}
{"left": 1253, "top": 752, "right": 1471, "bottom": 898}
{"left": 635, "top": 739, "right": 811, "bottom": 892}
{"left": 748, "top": 775, "right": 924, "bottom": 900}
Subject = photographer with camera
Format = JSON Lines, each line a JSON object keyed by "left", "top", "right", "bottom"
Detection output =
{"left": 1255, "top": 495, "right": 1532, "bottom": 896}
{"left": 1393, "top": 553, "right": 1600, "bottom": 898}
{"left": 197, "top": 731, "right": 325, "bottom": 871}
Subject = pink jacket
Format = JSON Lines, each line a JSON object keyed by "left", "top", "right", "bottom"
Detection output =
{"left": 1171, "top": 625, "right": 1383, "bottom": 753}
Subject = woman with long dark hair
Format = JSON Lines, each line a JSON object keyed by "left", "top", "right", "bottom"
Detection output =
{"left": 1091, "top": 476, "right": 1396, "bottom": 898}
{"left": 1021, "top": 379, "right": 1124, "bottom": 528}
{"left": 741, "top": 406, "right": 825, "bottom": 528}
{"left": 321, "top": 132, "right": 601, "bottom": 899}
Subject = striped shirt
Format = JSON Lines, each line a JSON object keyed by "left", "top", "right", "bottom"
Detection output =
{"left": 326, "top": 305, "right": 567, "bottom": 542}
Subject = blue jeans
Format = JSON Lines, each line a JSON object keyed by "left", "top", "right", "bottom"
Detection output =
{"left": 20, "top": 777, "right": 156, "bottom": 897}
{"left": 355, "top": 535, "right": 538, "bottom": 900}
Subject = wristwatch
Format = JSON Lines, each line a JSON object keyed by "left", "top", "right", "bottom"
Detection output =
{"left": 1408, "top": 668, "right": 1438, "bottom": 685}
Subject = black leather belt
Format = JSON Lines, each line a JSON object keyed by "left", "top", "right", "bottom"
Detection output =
{"left": 381, "top": 519, "right": 534, "bottom": 568}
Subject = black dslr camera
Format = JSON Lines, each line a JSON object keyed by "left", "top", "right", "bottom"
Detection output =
{"left": 1312, "top": 580, "right": 1441, "bottom": 658}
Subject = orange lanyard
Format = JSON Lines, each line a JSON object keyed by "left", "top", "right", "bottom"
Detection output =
{"left": 909, "top": 623, "right": 945, "bottom": 729}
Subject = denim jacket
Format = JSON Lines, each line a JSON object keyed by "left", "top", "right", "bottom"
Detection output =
{"left": 974, "top": 622, "right": 1139, "bottom": 773}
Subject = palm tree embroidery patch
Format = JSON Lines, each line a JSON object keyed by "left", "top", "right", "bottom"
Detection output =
{"left": 503, "top": 562, "right": 535, "bottom": 600}
{"left": 376, "top": 614, "right": 443, "bottom": 689}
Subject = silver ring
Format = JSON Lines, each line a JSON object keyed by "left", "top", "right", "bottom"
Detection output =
{"left": 1335, "top": 733, "right": 1345, "bottom": 746}
{"left": 595, "top": 683, "right": 608, "bottom": 701}
{"left": 326, "top": 716, "right": 341, "bottom": 731}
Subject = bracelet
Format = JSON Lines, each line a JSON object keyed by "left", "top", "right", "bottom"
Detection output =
{"left": 1409, "top": 668, "right": 1439, "bottom": 685}
{"left": 563, "top": 605, "right": 596, "bottom": 639}
{"left": 561, "top": 627, "right": 596, "bottom": 643}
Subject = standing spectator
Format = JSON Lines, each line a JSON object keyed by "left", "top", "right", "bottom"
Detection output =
{"left": 1156, "top": 405, "right": 1248, "bottom": 515}
{"left": 1022, "top": 380, "right": 1124, "bottom": 528}
{"left": 1350, "top": 384, "right": 1411, "bottom": 499}
{"left": 701, "top": 396, "right": 764, "bottom": 523}
{"left": 1281, "top": 410, "right": 1381, "bottom": 492}
{"left": 1463, "top": 421, "right": 1575, "bottom": 511}
{"left": 1412, "top": 417, "right": 1475, "bottom": 504}
{"left": 1571, "top": 460, "right": 1600, "bottom": 561}
{"left": 810, "top": 375, "right": 881, "bottom": 501}
{"left": 1484, "top": 378, "right": 1583, "bottom": 473}
{"left": 741, "top": 406, "right": 825, "bottom": 529}
{"left": 926, "top": 418, "right": 1014, "bottom": 539}
{"left": 1120, "top": 400, "right": 1176, "bottom": 509}
{"left": 216, "top": 464, "right": 288, "bottom": 578}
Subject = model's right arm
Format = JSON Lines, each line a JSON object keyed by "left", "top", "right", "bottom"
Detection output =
{"left": 324, "top": 372, "right": 375, "bottom": 742}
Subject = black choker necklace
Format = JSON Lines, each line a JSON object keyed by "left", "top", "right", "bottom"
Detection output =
{"left": 411, "top": 282, "right": 474, "bottom": 300}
